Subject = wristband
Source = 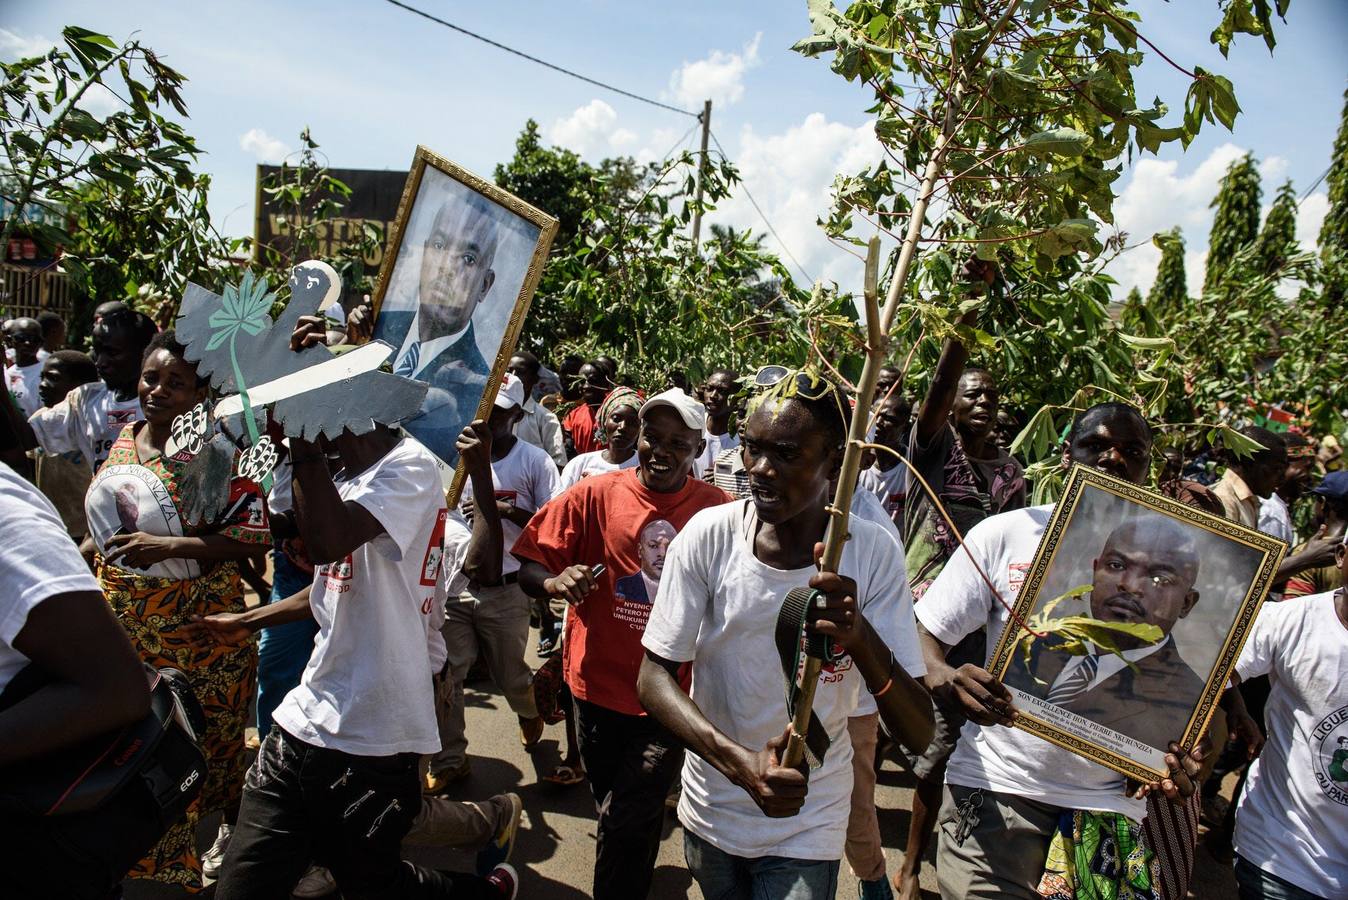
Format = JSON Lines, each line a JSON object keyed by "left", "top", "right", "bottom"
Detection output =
{"left": 868, "top": 652, "right": 898, "bottom": 696}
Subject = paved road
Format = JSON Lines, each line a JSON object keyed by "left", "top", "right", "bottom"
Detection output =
{"left": 125, "top": 626, "right": 1239, "bottom": 899}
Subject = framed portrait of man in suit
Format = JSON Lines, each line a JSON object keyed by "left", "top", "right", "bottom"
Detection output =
{"left": 370, "top": 146, "right": 558, "bottom": 501}
{"left": 987, "top": 465, "right": 1287, "bottom": 782}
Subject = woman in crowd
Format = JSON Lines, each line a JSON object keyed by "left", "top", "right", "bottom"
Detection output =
{"left": 85, "top": 329, "right": 271, "bottom": 890}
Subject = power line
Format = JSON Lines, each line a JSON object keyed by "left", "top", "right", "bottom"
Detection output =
{"left": 709, "top": 130, "right": 816, "bottom": 285}
{"left": 1300, "top": 163, "right": 1333, "bottom": 202}
{"left": 383, "top": 0, "right": 698, "bottom": 119}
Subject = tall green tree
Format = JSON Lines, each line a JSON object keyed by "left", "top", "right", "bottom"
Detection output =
{"left": 1148, "top": 228, "right": 1189, "bottom": 319}
{"left": 1318, "top": 84, "right": 1348, "bottom": 257}
{"left": 1253, "top": 179, "right": 1299, "bottom": 276}
{"left": 1204, "top": 152, "right": 1263, "bottom": 292}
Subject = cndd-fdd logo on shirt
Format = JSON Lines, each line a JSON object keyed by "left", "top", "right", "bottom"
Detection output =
{"left": 1312, "top": 704, "right": 1348, "bottom": 806}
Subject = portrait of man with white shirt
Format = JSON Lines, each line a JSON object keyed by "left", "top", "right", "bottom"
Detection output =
{"left": 1002, "top": 515, "right": 1207, "bottom": 752}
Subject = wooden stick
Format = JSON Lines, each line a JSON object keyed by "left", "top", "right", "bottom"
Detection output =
{"left": 780, "top": 0, "right": 1024, "bottom": 770}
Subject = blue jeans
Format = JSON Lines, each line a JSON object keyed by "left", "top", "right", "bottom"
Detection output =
{"left": 255, "top": 550, "right": 318, "bottom": 738}
{"left": 1234, "top": 855, "right": 1322, "bottom": 900}
{"left": 684, "top": 829, "right": 840, "bottom": 900}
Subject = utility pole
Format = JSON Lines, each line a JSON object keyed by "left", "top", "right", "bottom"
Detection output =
{"left": 690, "top": 98, "right": 712, "bottom": 252}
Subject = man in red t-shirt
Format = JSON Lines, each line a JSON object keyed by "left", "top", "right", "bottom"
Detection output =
{"left": 515, "top": 388, "right": 730, "bottom": 900}
{"left": 561, "top": 360, "right": 612, "bottom": 456}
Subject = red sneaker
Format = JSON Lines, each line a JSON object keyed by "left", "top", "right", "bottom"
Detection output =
{"left": 486, "top": 863, "right": 518, "bottom": 899}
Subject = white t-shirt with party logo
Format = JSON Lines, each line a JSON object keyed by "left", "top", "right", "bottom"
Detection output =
{"left": 5, "top": 360, "right": 43, "bottom": 417}
{"left": 1233, "top": 590, "right": 1348, "bottom": 897}
{"left": 857, "top": 462, "right": 908, "bottom": 525}
{"left": 272, "top": 438, "right": 449, "bottom": 756}
{"left": 460, "top": 438, "right": 558, "bottom": 577}
{"left": 642, "top": 500, "right": 924, "bottom": 860}
{"left": 29, "top": 381, "right": 142, "bottom": 470}
{"left": 556, "top": 449, "right": 638, "bottom": 497}
{"left": 915, "top": 504, "right": 1147, "bottom": 820}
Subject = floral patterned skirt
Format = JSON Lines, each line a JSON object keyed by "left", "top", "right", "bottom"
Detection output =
{"left": 99, "top": 559, "right": 257, "bottom": 892}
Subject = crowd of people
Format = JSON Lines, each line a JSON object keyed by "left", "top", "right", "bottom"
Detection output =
{"left": 2, "top": 296, "right": 1345, "bottom": 900}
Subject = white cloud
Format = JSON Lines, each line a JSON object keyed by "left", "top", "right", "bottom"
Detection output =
{"left": 239, "top": 128, "right": 291, "bottom": 164}
{"left": 706, "top": 112, "right": 886, "bottom": 290}
{"left": 666, "top": 33, "right": 762, "bottom": 110}
{"left": 1295, "top": 191, "right": 1329, "bottom": 249}
{"left": 1106, "top": 143, "right": 1246, "bottom": 298}
{"left": 547, "top": 99, "right": 621, "bottom": 158}
{"left": 608, "top": 128, "right": 638, "bottom": 151}
{"left": 1106, "top": 143, "right": 1332, "bottom": 300}
{"left": 0, "top": 28, "right": 57, "bottom": 61}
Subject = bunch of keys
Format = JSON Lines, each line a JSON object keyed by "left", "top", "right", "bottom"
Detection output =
{"left": 952, "top": 788, "right": 984, "bottom": 846}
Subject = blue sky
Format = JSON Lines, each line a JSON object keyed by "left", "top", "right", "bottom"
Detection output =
{"left": 5, "top": 1, "right": 1346, "bottom": 298}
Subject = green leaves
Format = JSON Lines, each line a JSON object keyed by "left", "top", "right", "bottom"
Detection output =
{"left": 1033, "top": 219, "right": 1099, "bottom": 261}
{"left": 1185, "top": 68, "right": 1241, "bottom": 134}
{"left": 1210, "top": 0, "right": 1289, "bottom": 56}
{"left": 1, "top": 26, "right": 209, "bottom": 334}
{"left": 1021, "top": 128, "right": 1093, "bottom": 158}
{"left": 205, "top": 272, "right": 275, "bottom": 351}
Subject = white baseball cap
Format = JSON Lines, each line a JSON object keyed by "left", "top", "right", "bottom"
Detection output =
{"left": 639, "top": 388, "right": 705, "bottom": 431}
{"left": 494, "top": 372, "right": 526, "bottom": 409}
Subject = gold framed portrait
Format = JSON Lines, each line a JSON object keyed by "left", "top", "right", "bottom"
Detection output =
{"left": 987, "top": 465, "right": 1287, "bottom": 782}
{"left": 369, "top": 145, "right": 558, "bottom": 504}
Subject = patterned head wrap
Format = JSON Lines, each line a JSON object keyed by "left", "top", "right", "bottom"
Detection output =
{"left": 597, "top": 386, "right": 644, "bottom": 442}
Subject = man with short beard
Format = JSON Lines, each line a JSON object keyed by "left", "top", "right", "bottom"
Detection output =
{"left": 1002, "top": 516, "right": 1207, "bottom": 750}
{"left": 515, "top": 388, "right": 729, "bottom": 900}
{"left": 914, "top": 402, "right": 1219, "bottom": 899}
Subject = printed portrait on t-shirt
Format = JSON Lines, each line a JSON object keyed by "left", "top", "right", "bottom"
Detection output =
{"left": 614, "top": 518, "right": 676, "bottom": 607}
{"left": 87, "top": 463, "right": 188, "bottom": 579}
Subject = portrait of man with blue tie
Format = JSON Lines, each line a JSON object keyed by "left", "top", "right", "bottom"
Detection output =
{"left": 1003, "top": 515, "right": 1207, "bottom": 752}
{"left": 371, "top": 154, "right": 553, "bottom": 473}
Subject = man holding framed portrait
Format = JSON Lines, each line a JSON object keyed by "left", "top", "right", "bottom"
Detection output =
{"left": 912, "top": 402, "right": 1270, "bottom": 900}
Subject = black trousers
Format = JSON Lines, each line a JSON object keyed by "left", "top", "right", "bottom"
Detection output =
{"left": 573, "top": 696, "right": 684, "bottom": 900}
{"left": 216, "top": 727, "right": 496, "bottom": 900}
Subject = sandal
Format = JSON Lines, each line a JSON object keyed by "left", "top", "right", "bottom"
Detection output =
{"left": 542, "top": 763, "right": 585, "bottom": 786}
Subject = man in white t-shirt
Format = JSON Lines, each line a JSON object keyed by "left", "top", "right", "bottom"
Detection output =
{"left": 4, "top": 316, "right": 44, "bottom": 417}
{"left": 211, "top": 320, "right": 517, "bottom": 898}
{"left": 914, "top": 402, "right": 1209, "bottom": 899}
{"left": 856, "top": 390, "right": 912, "bottom": 526}
{"left": 25, "top": 307, "right": 154, "bottom": 470}
{"left": 639, "top": 371, "right": 933, "bottom": 899}
{"left": 428, "top": 372, "right": 557, "bottom": 791}
{"left": 1229, "top": 539, "right": 1348, "bottom": 899}
{"left": 695, "top": 367, "right": 741, "bottom": 473}
{"left": 0, "top": 461, "right": 154, "bottom": 897}
{"left": 507, "top": 350, "right": 566, "bottom": 467}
